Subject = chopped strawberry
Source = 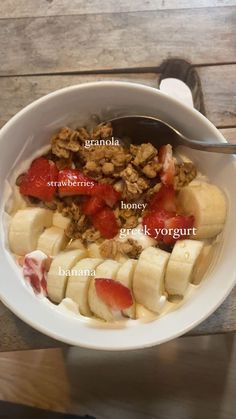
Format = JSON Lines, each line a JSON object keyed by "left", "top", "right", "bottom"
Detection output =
{"left": 142, "top": 210, "right": 194, "bottom": 244}
{"left": 164, "top": 214, "right": 195, "bottom": 245}
{"left": 159, "top": 144, "right": 175, "bottom": 186}
{"left": 95, "top": 278, "right": 133, "bottom": 310}
{"left": 23, "top": 251, "right": 48, "bottom": 294}
{"left": 148, "top": 184, "right": 176, "bottom": 212}
{"left": 82, "top": 196, "right": 105, "bottom": 215}
{"left": 92, "top": 207, "right": 118, "bottom": 239}
{"left": 58, "top": 169, "right": 96, "bottom": 196}
{"left": 19, "top": 157, "right": 58, "bottom": 201}
{"left": 92, "top": 183, "right": 121, "bottom": 207}
{"left": 142, "top": 210, "right": 174, "bottom": 240}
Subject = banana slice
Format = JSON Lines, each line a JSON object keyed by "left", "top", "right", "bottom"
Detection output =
{"left": 66, "top": 258, "right": 103, "bottom": 316}
{"left": 136, "top": 304, "right": 157, "bottom": 321}
{"left": 133, "top": 247, "right": 170, "bottom": 313}
{"left": 178, "top": 182, "right": 227, "bottom": 239}
{"left": 66, "top": 239, "right": 85, "bottom": 251}
{"left": 118, "top": 224, "right": 156, "bottom": 248}
{"left": 52, "top": 211, "right": 70, "bottom": 230}
{"left": 116, "top": 255, "right": 129, "bottom": 263}
{"left": 37, "top": 226, "right": 68, "bottom": 256}
{"left": 116, "top": 259, "right": 137, "bottom": 319}
{"left": 87, "top": 243, "right": 103, "bottom": 258}
{"left": 165, "top": 239, "right": 204, "bottom": 296}
{"left": 9, "top": 207, "right": 53, "bottom": 255}
{"left": 192, "top": 243, "right": 214, "bottom": 285}
{"left": 47, "top": 249, "right": 87, "bottom": 303}
{"left": 88, "top": 260, "right": 121, "bottom": 321}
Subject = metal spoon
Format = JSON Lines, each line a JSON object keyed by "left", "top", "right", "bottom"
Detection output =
{"left": 109, "top": 115, "right": 236, "bottom": 154}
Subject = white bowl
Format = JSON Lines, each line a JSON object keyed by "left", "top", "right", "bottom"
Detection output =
{"left": 0, "top": 81, "right": 235, "bottom": 350}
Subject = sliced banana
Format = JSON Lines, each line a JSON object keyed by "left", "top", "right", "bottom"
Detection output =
{"left": 52, "top": 211, "right": 71, "bottom": 230}
{"left": 136, "top": 304, "right": 157, "bottom": 321}
{"left": 66, "top": 239, "right": 85, "bottom": 251}
{"left": 192, "top": 243, "right": 215, "bottom": 285}
{"left": 87, "top": 243, "right": 103, "bottom": 258}
{"left": 116, "top": 259, "right": 137, "bottom": 319}
{"left": 118, "top": 224, "right": 156, "bottom": 248}
{"left": 133, "top": 247, "right": 170, "bottom": 313}
{"left": 165, "top": 239, "right": 204, "bottom": 296}
{"left": 47, "top": 249, "right": 87, "bottom": 303}
{"left": 66, "top": 258, "right": 103, "bottom": 316}
{"left": 178, "top": 182, "right": 227, "bottom": 239}
{"left": 37, "top": 226, "right": 68, "bottom": 256}
{"left": 9, "top": 207, "right": 53, "bottom": 255}
{"left": 116, "top": 255, "right": 129, "bottom": 263}
{"left": 88, "top": 260, "right": 121, "bottom": 321}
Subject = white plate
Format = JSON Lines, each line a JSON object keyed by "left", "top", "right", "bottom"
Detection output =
{"left": 0, "top": 81, "right": 235, "bottom": 350}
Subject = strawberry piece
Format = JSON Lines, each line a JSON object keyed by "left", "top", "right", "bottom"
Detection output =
{"left": 92, "top": 183, "right": 121, "bottom": 207}
{"left": 148, "top": 184, "right": 176, "bottom": 212}
{"left": 92, "top": 207, "right": 118, "bottom": 239}
{"left": 142, "top": 210, "right": 174, "bottom": 240}
{"left": 19, "top": 157, "right": 58, "bottom": 201}
{"left": 95, "top": 278, "right": 133, "bottom": 310}
{"left": 159, "top": 144, "right": 175, "bottom": 186}
{"left": 58, "top": 169, "right": 96, "bottom": 197}
{"left": 164, "top": 214, "right": 195, "bottom": 245}
{"left": 23, "top": 253, "right": 48, "bottom": 295}
{"left": 82, "top": 196, "right": 105, "bottom": 215}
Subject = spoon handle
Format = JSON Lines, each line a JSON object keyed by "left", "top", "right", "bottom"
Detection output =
{"left": 181, "top": 139, "right": 236, "bottom": 154}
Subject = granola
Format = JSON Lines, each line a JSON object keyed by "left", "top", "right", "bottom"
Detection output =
{"left": 15, "top": 121, "right": 198, "bottom": 246}
{"left": 174, "top": 162, "right": 197, "bottom": 190}
{"left": 100, "top": 238, "right": 142, "bottom": 260}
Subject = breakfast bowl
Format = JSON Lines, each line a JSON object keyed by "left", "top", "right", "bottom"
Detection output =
{"left": 0, "top": 81, "right": 235, "bottom": 350}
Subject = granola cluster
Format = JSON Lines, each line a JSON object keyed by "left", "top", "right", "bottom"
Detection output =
{"left": 174, "top": 162, "right": 197, "bottom": 190}
{"left": 100, "top": 238, "right": 142, "bottom": 260}
{"left": 41, "top": 121, "right": 197, "bottom": 245}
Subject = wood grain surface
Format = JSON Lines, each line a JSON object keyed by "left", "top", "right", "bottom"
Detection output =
{"left": 220, "top": 128, "right": 236, "bottom": 142}
{"left": 0, "top": 348, "right": 70, "bottom": 412}
{"left": 0, "top": 336, "right": 236, "bottom": 418}
{"left": 1, "top": 0, "right": 235, "bottom": 18}
{"left": 1, "top": 7, "right": 236, "bottom": 75}
{"left": 198, "top": 65, "right": 236, "bottom": 127}
{"left": 0, "top": 65, "right": 235, "bottom": 128}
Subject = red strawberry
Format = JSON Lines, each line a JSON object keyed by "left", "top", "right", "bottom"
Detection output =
{"left": 159, "top": 144, "right": 175, "bottom": 186}
{"left": 58, "top": 169, "right": 96, "bottom": 196}
{"left": 148, "top": 184, "right": 176, "bottom": 212}
{"left": 19, "top": 157, "right": 58, "bottom": 201}
{"left": 95, "top": 278, "right": 133, "bottom": 310}
{"left": 82, "top": 196, "right": 105, "bottom": 215}
{"left": 164, "top": 214, "right": 195, "bottom": 245}
{"left": 92, "top": 207, "right": 118, "bottom": 239}
{"left": 23, "top": 253, "right": 48, "bottom": 294}
{"left": 142, "top": 210, "right": 174, "bottom": 240}
{"left": 92, "top": 183, "right": 121, "bottom": 207}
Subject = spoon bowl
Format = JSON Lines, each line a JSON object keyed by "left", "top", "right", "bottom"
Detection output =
{"left": 109, "top": 115, "right": 236, "bottom": 154}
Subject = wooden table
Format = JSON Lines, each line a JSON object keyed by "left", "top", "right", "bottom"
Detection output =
{"left": 0, "top": 0, "right": 236, "bottom": 352}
